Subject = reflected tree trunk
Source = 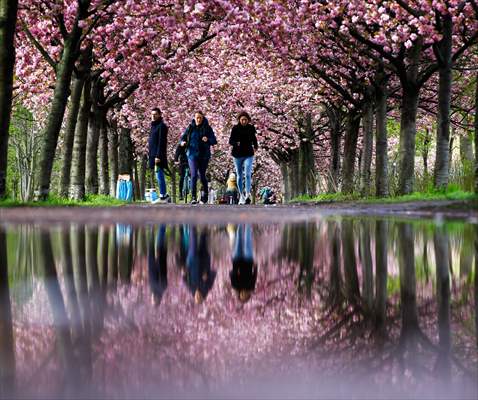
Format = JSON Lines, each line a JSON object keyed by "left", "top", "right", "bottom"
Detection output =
{"left": 327, "top": 221, "right": 343, "bottom": 309}
{"left": 0, "top": 226, "right": 15, "bottom": 396}
{"left": 60, "top": 227, "right": 80, "bottom": 328}
{"left": 118, "top": 225, "right": 134, "bottom": 282}
{"left": 341, "top": 220, "right": 360, "bottom": 303}
{"left": 98, "top": 226, "right": 109, "bottom": 287}
{"left": 107, "top": 225, "right": 118, "bottom": 289}
{"left": 360, "top": 221, "right": 373, "bottom": 312}
{"left": 374, "top": 220, "right": 388, "bottom": 339}
{"left": 434, "top": 227, "right": 451, "bottom": 379}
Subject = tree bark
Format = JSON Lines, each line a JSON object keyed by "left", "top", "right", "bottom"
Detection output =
{"left": 59, "top": 76, "right": 84, "bottom": 197}
{"left": 69, "top": 77, "right": 92, "bottom": 201}
{"left": 118, "top": 127, "right": 133, "bottom": 176}
{"left": 433, "top": 13, "right": 453, "bottom": 190}
{"left": 98, "top": 114, "right": 109, "bottom": 195}
{"left": 108, "top": 121, "right": 119, "bottom": 196}
{"left": 326, "top": 106, "right": 342, "bottom": 193}
{"left": 0, "top": 0, "right": 19, "bottom": 198}
{"left": 342, "top": 111, "right": 361, "bottom": 194}
{"left": 280, "top": 162, "right": 290, "bottom": 202}
{"left": 139, "top": 155, "right": 147, "bottom": 202}
{"left": 299, "top": 113, "right": 316, "bottom": 196}
{"left": 375, "top": 74, "right": 389, "bottom": 197}
{"left": 474, "top": 72, "right": 478, "bottom": 193}
{"left": 398, "top": 84, "right": 420, "bottom": 195}
{"left": 85, "top": 80, "right": 105, "bottom": 195}
{"left": 0, "top": 226, "right": 15, "bottom": 396}
{"left": 360, "top": 100, "right": 374, "bottom": 196}
{"left": 34, "top": 4, "right": 90, "bottom": 199}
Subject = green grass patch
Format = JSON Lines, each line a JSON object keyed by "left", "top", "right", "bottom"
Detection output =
{"left": 291, "top": 187, "right": 478, "bottom": 205}
{"left": 0, "top": 194, "right": 127, "bottom": 208}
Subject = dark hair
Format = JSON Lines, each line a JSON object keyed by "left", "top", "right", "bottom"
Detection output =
{"left": 194, "top": 110, "right": 205, "bottom": 116}
{"left": 238, "top": 111, "right": 251, "bottom": 122}
{"left": 152, "top": 107, "right": 161, "bottom": 114}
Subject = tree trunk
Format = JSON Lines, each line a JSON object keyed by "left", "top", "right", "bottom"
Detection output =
{"left": 0, "top": 0, "right": 19, "bottom": 198}
{"left": 108, "top": 121, "right": 118, "bottom": 196}
{"left": 360, "top": 221, "right": 373, "bottom": 311}
{"left": 133, "top": 158, "right": 140, "bottom": 201}
{"left": 375, "top": 220, "right": 388, "bottom": 338}
{"left": 398, "top": 84, "right": 420, "bottom": 195}
{"left": 139, "top": 155, "right": 147, "bottom": 202}
{"left": 299, "top": 113, "right": 316, "bottom": 196}
{"left": 98, "top": 114, "right": 109, "bottom": 195}
{"left": 433, "top": 13, "right": 453, "bottom": 190}
{"left": 460, "top": 132, "right": 474, "bottom": 165}
{"left": 59, "top": 76, "right": 84, "bottom": 197}
{"left": 360, "top": 100, "right": 374, "bottom": 196}
{"left": 423, "top": 128, "right": 431, "bottom": 177}
{"left": 118, "top": 127, "right": 133, "bottom": 176}
{"left": 0, "top": 226, "right": 15, "bottom": 396}
{"left": 342, "top": 111, "right": 361, "bottom": 194}
{"left": 341, "top": 220, "right": 360, "bottom": 303}
{"left": 34, "top": 10, "right": 89, "bottom": 199}
{"left": 474, "top": 71, "right": 478, "bottom": 193}
{"left": 434, "top": 227, "right": 451, "bottom": 378}
{"left": 280, "top": 162, "right": 290, "bottom": 202}
{"left": 375, "top": 74, "right": 389, "bottom": 197}
{"left": 326, "top": 106, "right": 341, "bottom": 193}
{"left": 69, "top": 78, "right": 92, "bottom": 200}
{"left": 85, "top": 80, "right": 105, "bottom": 195}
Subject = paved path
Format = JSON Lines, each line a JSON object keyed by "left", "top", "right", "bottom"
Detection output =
{"left": 0, "top": 200, "right": 477, "bottom": 225}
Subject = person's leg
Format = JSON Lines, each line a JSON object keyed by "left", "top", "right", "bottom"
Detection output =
{"left": 178, "top": 164, "right": 186, "bottom": 199}
{"left": 244, "top": 156, "right": 254, "bottom": 195}
{"left": 233, "top": 224, "right": 243, "bottom": 259}
{"left": 188, "top": 158, "right": 198, "bottom": 201}
{"left": 156, "top": 167, "right": 167, "bottom": 197}
{"left": 244, "top": 224, "right": 253, "bottom": 260}
{"left": 198, "top": 158, "right": 209, "bottom": 202}
{"left": 233, "top": 157, "right": 245, "bottom": 194}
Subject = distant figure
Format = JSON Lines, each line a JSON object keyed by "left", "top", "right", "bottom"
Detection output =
{"left": 230, "top": 224, "right": 257, "bottom": 303}
{"left": 184, "top": 226, "right": 216, "bottom": 304}
{"left": 225, "top": 172, "right": 239, "bottom": 204}
{"left": 174, "top": 142, "right": 189, "bottom": 201}
{"left": 179, "top": 111, "right": 217, "bottom": 204}
{"left": 148, "top": 225, "right": 168, "bottom": 305}
{"left": 148, "top": 108, "right": 170, "bottom": 203}
{"left": 259, "top": 186, "right": 275, "bottom": 205}
{"left": 229, "top": 111, "right": 258, "bottom": 205}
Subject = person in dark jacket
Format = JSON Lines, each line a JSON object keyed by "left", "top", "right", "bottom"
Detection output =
{"left": 174, "top": 143, "right": 189, "bottom": 201}
{"left": 184, "top": 226, "right": 216, "bottom": 304}
{"left": 148, "top": 108, "right": 170, "bottom": 202}
{"left": 148, "top": 225, "right": 168, "bottom": 306}
{"left": 230, "top": 224, "right": 257, "bottom": 303}
{"left": 229, "top": 111, "right": 258, "bottom": 204}
{"left": 179, "top": 111, "right": 217, "bottom": 204}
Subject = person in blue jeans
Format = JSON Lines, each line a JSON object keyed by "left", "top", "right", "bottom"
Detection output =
{"left": 230, "top": 224, "right": 257, "bottom": 303}
{"left": 148, "top": 225, "right": 168, "bottom": 306}
{"left": 148, "top": 108, "right": 170, "bottom": 202}
{"left": 179, "top": 111, "right": 217, "bottom": 204}
{"left": 229, "top": 111, "right": 258, "bottom": 204}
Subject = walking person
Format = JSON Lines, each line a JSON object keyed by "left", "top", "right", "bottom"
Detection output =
{"left": 148, "top": 107, "right": 170, "bottom": 202}
{"left": 229, "top": 111, "right": 258, "bottom": 204}
{"left": 174, "top": 142, "right": 189, "bottom": 201}
{"left": 179, "top": 111, "right": 217, "bottom": 204}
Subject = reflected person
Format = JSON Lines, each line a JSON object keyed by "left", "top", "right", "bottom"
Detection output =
{"left": 184, "top": 226, "right": 216, "bottom": 304}
{"left": 148, "top": 225, "right": 168, "bottom": 306}
{"left": 230, "top": 224, "right": 257, "bottom": 303}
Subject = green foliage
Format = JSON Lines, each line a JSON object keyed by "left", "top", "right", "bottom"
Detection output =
{"left": 0, "top": 194, "right": 126, "bottom": 207}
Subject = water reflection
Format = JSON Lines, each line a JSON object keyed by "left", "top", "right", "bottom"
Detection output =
{"left": 0, "top": 218, "right": 477, "bottom": 398}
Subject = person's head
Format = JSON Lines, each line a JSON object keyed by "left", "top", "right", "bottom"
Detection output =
{"left": 151, "top": 107, "right": 162, "bottom": 122}
{"left": 238, "top": 289, "right": 252, "bottom": 303}
{"left": 238, "top": 111, "right": 251, "bottom": 126}
{"left": 194, "top": 111, "right": 204, "bottom": 126}
{"left": 194, "top": 289, "right": 204, "bottom": 304}
{"left": 228, "top": 172, "right": 236, "bottom": 182}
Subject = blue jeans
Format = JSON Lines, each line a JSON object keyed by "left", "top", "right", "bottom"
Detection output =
{"left": 188, "top": 157, "right": 209, "bottom": 201}
{"left": 233, "top": 224, "right": 253, "bottom": 261}
{"left": 233, "top": 156, "right": 254, "bottom": 194}
{"left": 155, "top": 167, "right": 167, "bottom": 196}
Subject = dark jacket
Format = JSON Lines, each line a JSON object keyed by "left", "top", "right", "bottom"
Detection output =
{"left": 148, "top": 230, "right": 168, "bottom": 304}
{"left": 174, "top": 143, "right": 188, "bottom": 166}
{"left": 179, "top": 117, "right": 217, "bottom": 159}
{"left": 229, "top": 124, "right": 258, "bottom": 158}
{"left": 230, "top": 259, "right": 257, "bottom": 292}
{"left": 148, "top": 119, "right": 168, "bottom": 169}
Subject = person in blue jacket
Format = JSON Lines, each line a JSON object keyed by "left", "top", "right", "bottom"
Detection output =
{"left": 179, "top": 111, "right": 217, "bottom": 204}
{"left": 148, "top": 108, "right": 170, "bottom": 202}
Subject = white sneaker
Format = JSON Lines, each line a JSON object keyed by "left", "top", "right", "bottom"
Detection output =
{"left": 245, "top": 193, "right": 251, "bottom": 204}
{"left": 238, "top": 194, "right": 246, "bottom": 205}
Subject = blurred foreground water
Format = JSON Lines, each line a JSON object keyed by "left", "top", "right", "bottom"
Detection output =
{"left": 0, "top": 217, "right": 477, "bottom": 399}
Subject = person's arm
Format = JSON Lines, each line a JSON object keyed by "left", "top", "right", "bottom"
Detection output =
{"left": 157, "top": 124, "right": 168, "bottom": 159}
{"left": 229, "top": 126, "right": 237, "bottom": 146}
{"left": 207, "top": 126, "right": 217, "bottom": 145}
{"left": 251, "top": 126, "right": 258, "bottom": 150}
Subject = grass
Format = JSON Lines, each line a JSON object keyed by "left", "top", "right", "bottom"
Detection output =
{"left": 0, "top": 194, "right": 127, "bottom": 207}
{"left": 291, "top": 186, "right": 478, "bottom": 205}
